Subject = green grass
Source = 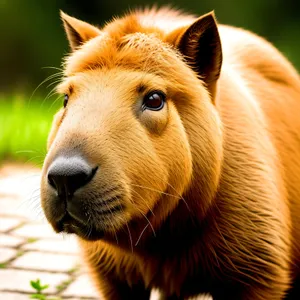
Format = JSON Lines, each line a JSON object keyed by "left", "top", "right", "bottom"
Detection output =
{"left": 55, "top": 279, "right": 73, "bottom": 292}
{"left": 16, "top": 249, "right": 25, "bottom": 257}
{"left": 27, "top": 237, "right": 39, "bottom": 243}
{"left": 0, "top": 95, "right": 61, "bottom": 165}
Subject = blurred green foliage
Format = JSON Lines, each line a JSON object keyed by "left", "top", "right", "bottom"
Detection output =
{"left": 0, "top": 0, "right": 299, "bottom": 163}
{"left": 1, "top": 0, "right": 299, "bottom": 94}
{"left": 0, "top": 95, "right": 61, "bottom": 164}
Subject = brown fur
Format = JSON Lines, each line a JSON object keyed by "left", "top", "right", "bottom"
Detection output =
{"left": 41, "top": 7, "right": 300, "bottom": 299}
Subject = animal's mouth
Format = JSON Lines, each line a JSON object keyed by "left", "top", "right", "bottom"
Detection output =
{"left": 42, "top": 154, "right": 128, "bottom": 241}
{"left": 55, "top": 212, "right": 105, "bottom": 241}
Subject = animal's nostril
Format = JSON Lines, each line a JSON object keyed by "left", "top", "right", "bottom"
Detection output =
{"left": 47, "top": 156, "right": 97, "bottom": 197}
{"left": 47, "top": 174, "right": 57, "bottom": 190}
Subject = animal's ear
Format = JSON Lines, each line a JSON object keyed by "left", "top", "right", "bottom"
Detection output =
{"left": 167, "top": 12, "right": 222, "bottom": 98}
{"left": 60, "top": 11, "right": 101, "bottom": 50}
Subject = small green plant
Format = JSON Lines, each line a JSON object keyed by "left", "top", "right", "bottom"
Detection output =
{"left": 0, "top": 263, "right": 7, "bottom": 268}
{"left": 27, "top": 237, "right": 38, "bottom": 243}
{"left": 30, "top": 279, "right": 62, "bottom": 300}
{"left": 55, "top": 279, "right": 72, "bottom": 292}
{"left": 67, "top": 264, "right": 80, "bottom": 275}
{"left": 30, "top": 279, "right": 49, "bottom": 300}
{"left": 16, "top": 250, "right": 25, "bottom": 257}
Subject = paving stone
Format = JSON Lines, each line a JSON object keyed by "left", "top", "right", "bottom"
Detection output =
{"left": 0, "top": 171, "right": 41, "bottom": 199}
{"left": 0, "top": 197, "right": 25, "bottom": 218}
{"left": 23, "top": 236, "right": 79, "bottom": 254}
{"left": 0, "top": 170, "right": 43, "bottom": 221}
{"left": 0, "top": 217, "right": 23, "bottom": 232}
{"left": 0, "top": 163, "right": 40, "bottom": 178}
{"left": 0, "top": 197, "right": 42, "bottom": 221}
{"left": 0, "top": 234, "right": 25, "bottom": 247}
{"left": 78, "top": 262, "right": 90, "bottom": 274}
{"left": 62, "top": 274, "right": 99, "bottom": 298}
{"left": 0, "top": 248, "right": 17, "bottom": 263}
{"left": 0, "top": 269, "right": 69, "bottom": 293}
{"left": 11, "top": 251, "right": 79, "bottom": 272}
{"left": 0, "top": 292, "right": 29, "bottom": 300}
{"left": 12, "top": 222, "right": 61, "bottom": 239}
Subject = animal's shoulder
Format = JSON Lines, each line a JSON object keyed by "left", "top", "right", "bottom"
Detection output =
{"left": 218, "top": 25, "right": 299, "bottom": 86}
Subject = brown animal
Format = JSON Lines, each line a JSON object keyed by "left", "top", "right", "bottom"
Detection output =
{"left": 40, "top": 7, "right": 300, "bottom": 300}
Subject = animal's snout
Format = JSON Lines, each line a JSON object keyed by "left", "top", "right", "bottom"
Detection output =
{"left": 44, "top": 152, "right": 125, "bottom": 239}
{"left": 47, "top": 155, "right": 97, "bottom": 197}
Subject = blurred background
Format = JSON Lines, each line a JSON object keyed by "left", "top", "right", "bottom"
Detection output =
{"left": 1, "top": 0, "right": 299, "bottom": 165}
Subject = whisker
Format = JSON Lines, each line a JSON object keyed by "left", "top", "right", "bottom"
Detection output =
{"left": 23, "top": 156, "right": 45, "bottom": 165}
{"left": 130, "top": 183, "right": 180, "bottom": 199}
{"left": 131, "top": 182, "right": 190, "bottom": 213}
{"left": 42, "top": 66, "right": 64, "bottom": 72}
{"left": 15, "top": 149, "right": 44, "bottom": 155}
{"left": 137, "top": 208, "right": 156, "bottom": 238}
{"left": 49, "top": 94, "right": 63, "bottom": 111}
{"left": 29, "top": 72, "right": 62, "bottom": 104}
{"left": 166, "top": 182, "right": 191, "bottom": 212}
{"left": 46, "top": 76, "right": 63, "bottom": 88}
{"left": 24, "top": 195, "right": 41, "bottom": 209}
{"left": 130, "top": 188, "right": 155, "bottom": 217}
{"left": 125, "top": 222, "right": 133, "bottom": 253}
{"left": 16, "top": 173, "right": 41, "bottom": 182}
{"left": 41, "top": 85, "right": 60, "bottom": 107}
{"left": 135, "top": 223, "right": 149, "bottom": 246}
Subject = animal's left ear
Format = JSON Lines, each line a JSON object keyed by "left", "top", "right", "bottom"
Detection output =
{"left": 60, "top": 11, "right": 101, "bottom": 51}
{"left": 167, "top": 12, "right": 222, "bottom": 98}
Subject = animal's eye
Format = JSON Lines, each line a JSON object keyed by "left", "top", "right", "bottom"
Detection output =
{"left": 142, "top": 91, "right": 165, "bottom": 111}
{"left": 63, "top": 94, "right": 69, "bottom": 108}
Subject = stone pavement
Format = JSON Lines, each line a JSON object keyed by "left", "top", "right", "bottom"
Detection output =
{"left": 0, "top": 163, "right": 212, "bottom": 300}
{"left": 0, "top": 163, "right": 98, "bottom": 300}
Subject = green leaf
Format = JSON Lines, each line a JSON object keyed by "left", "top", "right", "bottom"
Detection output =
{"left": 30, "top": 294, "right": 46, "bottom": 300}
{"left": 40, "top": 284, "right": 49, "bottom": 291}
{"left": 30, "top": 280, "right": 40, "bottom": 291}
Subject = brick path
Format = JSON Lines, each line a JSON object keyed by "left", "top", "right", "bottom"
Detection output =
{"left": 0, "top": 164, "right": 98, "bottom": 300}
{"left": 0, "top": 163, "right": 212, "bottom": 300}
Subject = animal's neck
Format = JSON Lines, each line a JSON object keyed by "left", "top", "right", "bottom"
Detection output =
{"left": 108, "top": 187, "right": 218, "bottom": 256}
{"left": 139, "top": 198, "right": 214, "bottom": 257}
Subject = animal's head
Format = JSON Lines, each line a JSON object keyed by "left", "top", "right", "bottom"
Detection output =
{"left": 41, "top": 8, "right": 223, "bottom": 243}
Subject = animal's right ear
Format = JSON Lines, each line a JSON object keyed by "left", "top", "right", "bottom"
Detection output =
{"left": 60, "top": 11, "right": 101, "bottom": 50}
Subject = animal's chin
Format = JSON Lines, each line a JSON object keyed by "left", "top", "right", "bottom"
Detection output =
{"left": 53, "top": 213, "right": 105, "bottom": 241}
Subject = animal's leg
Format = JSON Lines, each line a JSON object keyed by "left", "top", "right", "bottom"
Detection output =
{"left": 96, "top": 272, "right": 151, "bottom": 300}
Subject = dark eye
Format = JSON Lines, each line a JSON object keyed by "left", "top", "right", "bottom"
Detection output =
{"left": 142, "top": 91, "right": 165, "bottom": 111}
{"left": 63, "top": 94, "right": 69, "bottom": 108}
